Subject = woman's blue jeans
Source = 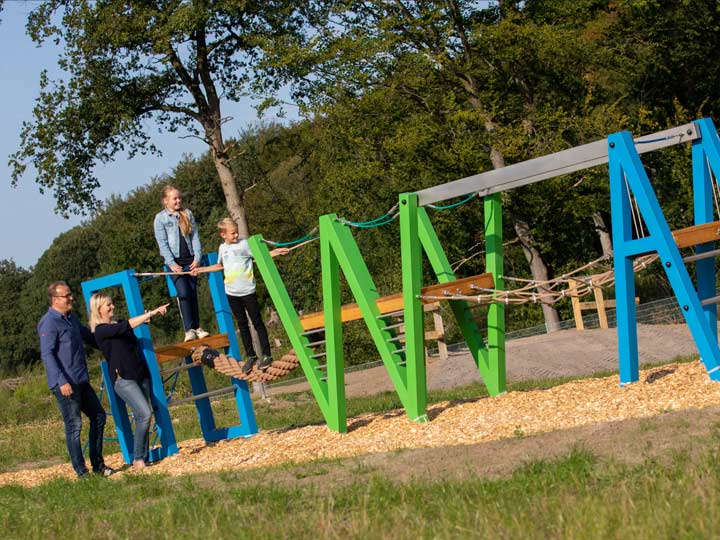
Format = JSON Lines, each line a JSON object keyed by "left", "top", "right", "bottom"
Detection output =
{"left": 113, "top": 377, "right": 153, "bottom": 463}
{"left": 170, "top": 271, "right": 199, "bottom": 330}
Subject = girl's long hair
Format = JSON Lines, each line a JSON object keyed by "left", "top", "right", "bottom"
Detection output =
{"left": 89, "top": 293, "right": 114, "bottom": 332}
{"left": 161, "top": 185, "right": 193, "bottom": 236}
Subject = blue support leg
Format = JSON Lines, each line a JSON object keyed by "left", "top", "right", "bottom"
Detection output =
{"left": 206, "top": 252, "right": 257, "bottom": 438}
{"left": 609, "top": 141, "right": 640, "bottom": 385}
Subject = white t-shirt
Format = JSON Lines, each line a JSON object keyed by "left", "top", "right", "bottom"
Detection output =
{"left": 218, "top": 240, "right": 255, "bottom": 297}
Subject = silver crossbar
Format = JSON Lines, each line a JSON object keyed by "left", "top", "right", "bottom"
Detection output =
{"left": 301, "top": 328, "right": 324, "bottom": 336}
{"left": 377, "top": 309, "right": 404, "bottom": 319}
{"left": 683, "top": 248, "right": 720, "bottom": 263}
{"left": 160, "top": 362, "right": 199, "bottom": 376}
{"left": 168, "top": 385, "right": 236, "bottom": 407}
{"left": 701, "top": 295, "right": 720, "bottom": 307}
{"left": 416, "top": 123, "right": 699, "bottom": 206}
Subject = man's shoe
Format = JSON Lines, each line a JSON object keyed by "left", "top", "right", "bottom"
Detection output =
{"left": 257, "top": 355, "right": 273, "bottom": 371}
{"left": 96, "top": 466, "right": 117, "bottom": 478}
{"left": 195, "top": 328, "right": 210, "bottom": 339}
{"left": 241, "top": 356, "right": 257, "bottom": 375}
{"left": 184, "top": 329, "right": 197, "bottom": 342}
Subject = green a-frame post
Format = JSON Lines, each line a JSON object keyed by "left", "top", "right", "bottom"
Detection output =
{"left": 251, "top": 191, "right": 506, "bottom": 433}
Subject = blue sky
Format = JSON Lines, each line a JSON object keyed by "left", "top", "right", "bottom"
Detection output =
{"left": 1, "top": 1, "right": 295, "bottom": 268}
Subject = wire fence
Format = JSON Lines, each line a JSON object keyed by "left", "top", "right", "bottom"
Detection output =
{"left": 268, "top": 296, "right": 687, "bottom": 390}
{"left": 492, "top": 296, "right": 684, "bottom": 342}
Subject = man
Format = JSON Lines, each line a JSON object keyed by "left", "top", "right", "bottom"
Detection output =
{"left": 38, "top": 281, "right": 115, "bottom": 478}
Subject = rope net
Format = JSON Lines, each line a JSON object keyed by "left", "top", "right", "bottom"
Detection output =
{"left": 420, "top": 254, "right": 659, "bottom": 306}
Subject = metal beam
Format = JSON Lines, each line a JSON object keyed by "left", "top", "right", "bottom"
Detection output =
{"left": 415, "top": 122, "right": 699, "bottom": 206}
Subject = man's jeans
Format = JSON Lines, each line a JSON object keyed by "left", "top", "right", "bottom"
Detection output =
{"left": 52, "top": 383, "right": 107, "bottom": 476}
{"left": 113, "top": 377, "right": 153, "bottom": 463}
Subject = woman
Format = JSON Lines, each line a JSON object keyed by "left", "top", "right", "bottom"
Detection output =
{"left": 90, "top": 293, "right": 169, "bottom": 468}
{"left": 153, "top": 185, "right": 210, "bottom": 341}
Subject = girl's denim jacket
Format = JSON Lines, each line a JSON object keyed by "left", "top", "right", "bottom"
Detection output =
{"left": 153, "top": 208, "right": 202, "bottom": 268}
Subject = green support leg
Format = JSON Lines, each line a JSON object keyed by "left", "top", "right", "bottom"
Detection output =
{"left": 320, "top": 220, "right": 348, "bottom": 433}
{"left": 484, "top": 193, "right": 506, "bottom": 395}
{"left": 399, "top": 194, "right": 429, "bottom": 422}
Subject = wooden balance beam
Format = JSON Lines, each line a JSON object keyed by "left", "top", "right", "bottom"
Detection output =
{"left": 299, "top": 272, "right": 494, "bottom": 332}
{"left": 154, "top": 333, "right": 230, "bottom": 363}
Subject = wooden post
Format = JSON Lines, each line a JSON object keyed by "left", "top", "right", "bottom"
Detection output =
{"left": 593, "top": 287, "right": 609, "bottom": 329}
{"left": 569, "top": 279, "right": 584, "bottom": 330}
{"left": 432, "top": 307, "right": 448, "bottom": 362}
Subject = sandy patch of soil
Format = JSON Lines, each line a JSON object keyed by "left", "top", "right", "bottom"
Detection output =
{"left": 269, "top": 324, "right": 698, "bottom": 398}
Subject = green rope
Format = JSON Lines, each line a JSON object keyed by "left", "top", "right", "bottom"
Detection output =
{"left": 427, "top": 193, "right": 477, "bottom": 210}
{"left": 341, "top": 203, "right": 399, "bottom": 227}
{"left": 264, "top": 228, "right": 319, "bottom": 247}
{"left": 342, "top": 212, "right": 399, "bottom": 228}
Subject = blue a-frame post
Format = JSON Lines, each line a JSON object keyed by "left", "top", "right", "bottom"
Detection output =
{"left": 609, "top": 118, "right": 720, "bottom": 385}
{"left": 81, "top": 270, "right": 178, "bottom": 463}
{"left": 81, "top": 253, "right": 257, "bottom": 465}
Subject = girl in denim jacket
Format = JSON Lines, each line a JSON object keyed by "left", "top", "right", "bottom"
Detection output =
{"left": 153, "top": 185, "right": 209, "bottom": 342}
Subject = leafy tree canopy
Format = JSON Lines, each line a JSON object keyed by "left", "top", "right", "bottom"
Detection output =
{"left": 10, "top": 0, "right": 315, "bottom": 223}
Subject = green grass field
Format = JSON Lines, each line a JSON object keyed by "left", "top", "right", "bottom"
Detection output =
{"left": 1, "top": 356, "right": 715, "bottom": 539}
{"left": 2, "top": 447, "right": 719, "bottom": 539}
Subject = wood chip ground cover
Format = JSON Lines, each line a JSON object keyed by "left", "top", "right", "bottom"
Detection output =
{"left": 1, "top": 360, "right": 717, "bottom": 488}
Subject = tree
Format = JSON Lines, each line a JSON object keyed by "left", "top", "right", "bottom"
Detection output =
{"left": 0, "top": 260, "right": 35, "bottom": 373}
{"left": 10, "top": 0, "right": 312, "bottom": 237}
{"left": 273, "top": 0, "right": 626, "bottom": 330}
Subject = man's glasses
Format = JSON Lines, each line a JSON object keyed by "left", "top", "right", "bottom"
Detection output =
{"left": 54, "top": 293, "right": 74, "bottom": 298}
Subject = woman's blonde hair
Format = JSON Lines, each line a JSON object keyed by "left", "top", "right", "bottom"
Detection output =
{"left": 89, "top": 293, "right": 114, "bottom": 332}
{"left": 161, "top": 185, "right": 193, "bottom": 236}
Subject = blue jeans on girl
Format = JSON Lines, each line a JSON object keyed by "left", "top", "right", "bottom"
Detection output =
{"left": 170, "top": 269, "right": 199, "bottom": 330}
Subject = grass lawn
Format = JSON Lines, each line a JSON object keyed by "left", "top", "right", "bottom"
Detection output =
{"left": 1, "top": 355, "right": 715, "bottom": 539}
{"left": 1, "top": 447, "right": 719, "bottom": 539}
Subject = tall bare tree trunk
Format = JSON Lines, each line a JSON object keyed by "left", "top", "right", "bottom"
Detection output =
{"left": 207, "top": 128, "right": 250, "bottom": 238}
{"left": 592, "top": 212, "right": 613, "bottom": 258}
{"left": 514, "top": 220, "right": 562, "bottom": 332}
